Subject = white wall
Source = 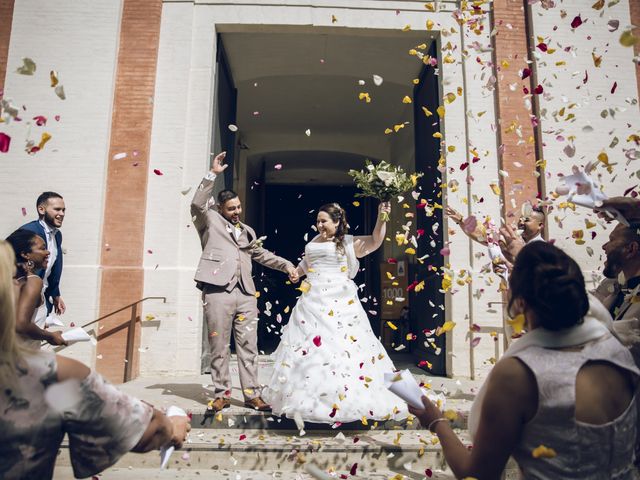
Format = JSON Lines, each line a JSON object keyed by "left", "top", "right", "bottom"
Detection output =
{"left": 0, "top": 0, "right": 122, "bottom": 367}
{"left": 140, "top": 0, "right": 506, "bottom": 378}
{"left": 530, "top": 0, "right": 639, "bottom": 288}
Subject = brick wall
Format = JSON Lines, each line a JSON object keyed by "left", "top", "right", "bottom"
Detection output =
{"left": 97, "top": 0, "right": 163, "bottom": 383}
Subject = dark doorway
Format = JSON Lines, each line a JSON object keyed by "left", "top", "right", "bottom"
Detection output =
{"left": 255, "top": 183, "right": 381, "bottom": 353}
{"left": 411, "top": 42, "right": 446, "bottom": 376}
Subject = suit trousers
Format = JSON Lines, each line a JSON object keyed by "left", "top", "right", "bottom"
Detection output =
{"left": 202, "top": 284, "right": 260, "bottom": 400}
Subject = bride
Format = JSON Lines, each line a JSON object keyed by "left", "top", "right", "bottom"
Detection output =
{"left": 263, "top": 202, "right": 408, "bottom": 423}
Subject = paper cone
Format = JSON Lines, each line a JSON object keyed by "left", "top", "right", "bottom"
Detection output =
{"left": 384, "top": 369, "right": 426, "bottom": 409}
{"left": 160, "top": 406, "right": 188, "bottom": 469}
{"left": 61, "top": 327, "right": 91, "bottom": 344}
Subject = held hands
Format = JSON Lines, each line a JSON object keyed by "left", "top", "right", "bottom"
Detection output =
{"left": 287, "top": 266, "right": 300, "bottom": 284}
{"left": 210, "top": 151, "right": 228, "bottom": 175}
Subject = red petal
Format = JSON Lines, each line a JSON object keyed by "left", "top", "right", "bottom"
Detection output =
{"left": 416, "top": 202, "right": 426, "bottom": 209}
{"left": 521, "top": 68, "right": 531, "bottom": 79}
{"left": 387, "top": 257, "right": 398, "bottom": 264}
{"left": 534, "top": 84, "right": 544, "bottom": 94}
{"left": 0, "top": 133, "right": 10, "bottom": 153}
{"left": 571, "top": 15, "right": 583, "bottom": 29}
{"left": 426, "top": 469, "right": 433, "bottom": 478}
{"left": 460, "top": 162, "right": 469, "bottom": 171}
{"left": 33, "top": 115, "right": 47, "bottom": 126}
{"left": 407, "top": 280, "right": 419, "bottom": 291}
{"left": 313, "top": 335, "right": 322, "bottom": 347}
{"left": 611, "top": 81, "right": 618, "bottom": 94}
{"left": 153, "top": 169, "right": 163, "bottom": 175}
{"left": 536, "top": 42, "right": 548, "bottom": 52}
{"left": 350, "top": 463, "right": 358, "bottom": 475}
{"left": 239, "top": 434, "right": 246, "bottom": 440}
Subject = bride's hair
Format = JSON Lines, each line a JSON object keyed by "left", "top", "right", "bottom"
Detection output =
{"left": 319, "top": 203, "right": 348, "bottom": 255}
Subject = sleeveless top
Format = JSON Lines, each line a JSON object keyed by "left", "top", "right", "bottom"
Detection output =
{"left": 16, "top": 274, "right": 46, "bottom": 349}
{"left": 511, "top": 333, "right": 639, "bottom": 479}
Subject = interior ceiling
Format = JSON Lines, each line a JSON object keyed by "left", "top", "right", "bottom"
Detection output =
{"left": 221, "top": 30, "right": 433, "bottom": 138}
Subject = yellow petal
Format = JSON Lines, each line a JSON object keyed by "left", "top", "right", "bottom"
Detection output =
{"left": 443, "top": 54, "right": 455, "bottom": 64}
{"left": 297, "top": 280, "right": 311, "bottom": 293}
{"left": 38, "top": 132, "right": 52, "bottom": 149}
{"left": 352, "top": 200, "right": 360, "bottom": 207}
{"left": 402, "top": 24, "right": 412, "bottom": 32}
{"left": 436, "top": 321, "right": 456, "bottom": 335}
{"left": 489, "top": 183, "right": 501, "bottom": 195}
{"left": 426, "top": 19, "right": 434, "bottom": 30}
{"left": 620, "top": 30, "right": 638, "bottom": 48}
{"left": 384, "top": 128, "right": 393, "bottom": 134}
{"left": 402, "top": 95, "right": 412, "bottom": 104}
{"left": 507, "top": 313, "right": 525, "bottom": 334}
{"left": 50, "top": 70, "right": 59, "bottom": 87}
{"left": 387, "top": 321, "right": 398, "bottom": 330}
{"left": 422, "top": 106, "right": 433, "bottom": 117}
{"left": 532, "top": 445, "right": 557, "bottom": 459}
{"left": 412, "top": 78, "right": 420, "bottom": 85}
{"left": 405, "top": 247, "right": 416, "bottom": 255}
{"left": 436, "top": 106, "right": 446, "bottom": 118}
{"left": 433, "top": 132, "right": 442, "bottom": 139}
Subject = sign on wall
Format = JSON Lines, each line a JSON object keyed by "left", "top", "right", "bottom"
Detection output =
{"left": 380, "top": 260, "right": 408, "bottom": 320}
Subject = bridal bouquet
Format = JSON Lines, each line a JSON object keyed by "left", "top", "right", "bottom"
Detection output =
{"left": 348, "top": 160, "right": 423, "bottom": 221}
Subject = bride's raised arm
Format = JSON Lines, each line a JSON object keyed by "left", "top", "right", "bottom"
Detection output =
{"left": 353, "top": 202, "right": 390, "bottom": 259}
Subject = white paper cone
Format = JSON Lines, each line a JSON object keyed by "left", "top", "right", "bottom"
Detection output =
{"left": 384, "top": 369, "right": 426, "bottom": 409}
{"left": 45, "top": 314, "right": 64, "bottom": 327}
{"left": 61, "top": 327, "right": 91, "bottom": 344}
{"left": 160, "top": 406, "right": 188, "bottom": 469}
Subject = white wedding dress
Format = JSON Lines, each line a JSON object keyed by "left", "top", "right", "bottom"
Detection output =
{"left": 263, "top": 235, "right": 408, "bottom": 424}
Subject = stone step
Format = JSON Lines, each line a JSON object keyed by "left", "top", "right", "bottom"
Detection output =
{"left": 56, "top": 429, "right": 455, "bottom": 472}
{"left": 52, "top": 466, "right": 457, "bottom": 479}
{"left": 190, "top": 399, "right": 470, "bottom": 431}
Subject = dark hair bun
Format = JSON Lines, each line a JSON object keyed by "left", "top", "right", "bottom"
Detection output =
{"left": 509, "top": 242, "right": 589, "bottom": 331}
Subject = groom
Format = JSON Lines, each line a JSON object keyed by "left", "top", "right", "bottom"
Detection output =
{"left": 191, "top": 151, "right": 298, "bottom": 412}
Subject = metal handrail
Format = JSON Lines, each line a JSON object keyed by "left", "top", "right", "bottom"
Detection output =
{"left": 79, "top": 296, "right": 167, "bottom": 330}
{"left": 56, "top": 296, "right": 166, "bottom": 382}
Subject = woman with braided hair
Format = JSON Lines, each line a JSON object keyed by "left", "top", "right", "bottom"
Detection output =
{"left": 263, "top": 201, "right": 408, "bottom": 423}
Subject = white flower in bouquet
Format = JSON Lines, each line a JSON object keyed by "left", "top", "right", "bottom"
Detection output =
{"left": 348, "top": 160, "right": 423, "bottom": 221}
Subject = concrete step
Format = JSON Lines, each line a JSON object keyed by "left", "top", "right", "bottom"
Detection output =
{"left": 191, "top": 398, "right": 471, "bottom": 431}
{"left": 52, "top": 466, "right": 457, "bottom": 479}
{"left": 56, "top": 429, "right": 453, "bottom": 473}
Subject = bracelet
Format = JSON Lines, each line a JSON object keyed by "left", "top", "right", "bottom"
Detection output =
{"left": 427, "top": 417, "right": 447, "bottom": 433}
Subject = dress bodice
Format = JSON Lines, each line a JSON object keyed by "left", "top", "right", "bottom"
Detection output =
{"left": 304, "top": 241, "right": 350, "bottom": 278}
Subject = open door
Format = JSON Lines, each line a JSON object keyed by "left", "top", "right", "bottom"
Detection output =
{"left": 201, "top": 35, "right": 238, "bottom": 373}
{"left": 410, "top": 42, "right": 446, "bottom": 376}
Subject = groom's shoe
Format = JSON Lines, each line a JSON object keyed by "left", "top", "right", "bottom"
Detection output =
{"left": 210, "top": 397, "right": 230, "bottom": 412}
{"left": 244, "top": 397, "right": 272, "bottom": 412}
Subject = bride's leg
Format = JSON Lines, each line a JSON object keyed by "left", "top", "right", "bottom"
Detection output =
{"left": 233, "top": 292, "right": 260, "bottom": 401}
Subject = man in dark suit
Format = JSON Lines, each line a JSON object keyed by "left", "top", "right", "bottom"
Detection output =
{"left": 21, "top": 191, "right": 66, "bottom": 317}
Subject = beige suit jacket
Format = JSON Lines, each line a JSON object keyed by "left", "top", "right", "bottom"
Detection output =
{"left": 593, "top": 277, "right": 640, "bottom": 364}
{"left": 191, "top": 178, "right": 294, "bottom": 294}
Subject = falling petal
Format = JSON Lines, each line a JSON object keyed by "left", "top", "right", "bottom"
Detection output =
{"left": 608, "top": 19, "right": 620, "bottom": 32}
{"left": 16, "top": 57, "right": 36, "bottom": 75}
{"left": 50, "top": 70, "right": 59, "bottom": 87}
{"left": 570, "top": 15, "right": 583, "bottom": 29}
{"left": 372, "top": 74, "right": 383, "bottom": 86}
{"left": 0, "top": 132, "right": 10, "bottom": 153}
{"left": 54, "top": 85, "right": 66, "bottom": 100}
{"left": 153, "top": 169, "right": 163, "bottom": 176}
{"left": 228, "top": 124, "right": 238, "bottom": 132}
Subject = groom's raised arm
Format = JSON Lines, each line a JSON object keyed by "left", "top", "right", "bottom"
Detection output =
{"left": 191, "top": 152, "right": 227, "bottom": 234}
